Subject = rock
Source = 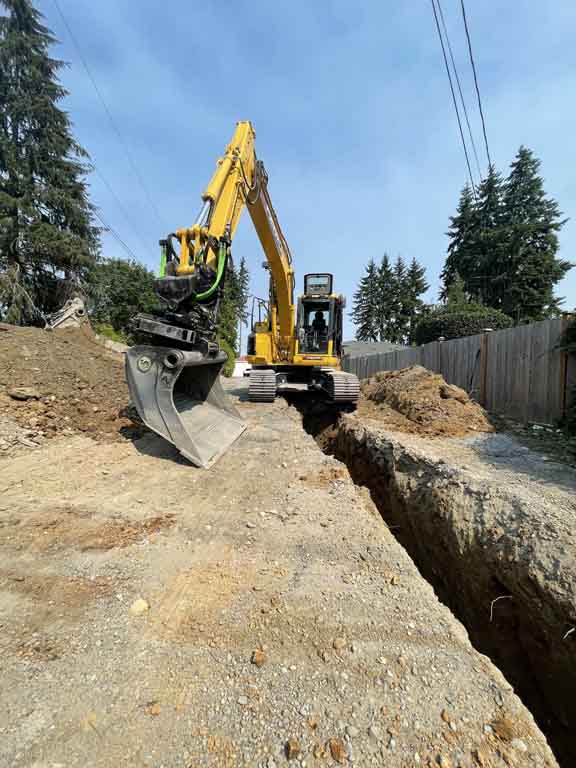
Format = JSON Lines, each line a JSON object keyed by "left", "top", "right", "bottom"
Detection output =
{"left": 437, "top": 755, "right": 452, "bottom": 768}
{"left": 285, "top": 737, "right": 300, "bottom": 760}
{"left": 307, "top": 715, "right": 319, "bottom": 731}
{"left": 510, "top": 738, "right": 528, "bottom": 753}
{"left": 246, "top": 521, "right": 256, "bottom": 529}
{"left": 313, "top": 743, "right": 326, "bottom": 759}
{"left": 441, "top": 709, "right": 451, "bottom": 723}
{"left": 346, "top": 725, "right": 359, "bottom": 738}
{"left": 8, "top": 386, "right": 41, "bottom": 401}
{"left": 251, "top": 649, "right": 266, "bottom": 667}
{"left": 368, "top": 725, "right": 381, "bottom": 740}
{"left": 328, "top": 738, "right": 347, "bottom": 763}
{"left": 332, "top": 637, "right": 346, "bottom": 651}
{"left": 238, "top": 696, "right": 248, "bottom": 705}
{"left": 146, "top": 701, "right": 161, "bottom": 716}
{"left": 129, "top": 598, "right": 149, "bottom": 616}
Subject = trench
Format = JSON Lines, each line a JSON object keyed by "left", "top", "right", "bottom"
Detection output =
{"left": 294, "top": 399, "right": 575, "bottom": 767}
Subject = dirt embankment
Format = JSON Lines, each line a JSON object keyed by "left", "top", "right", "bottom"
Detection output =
{"left": 0, "top": 323, "right": 142, "bottom": 453}
{"left": 359, "top": 365, "right": 493, "bottom": 438}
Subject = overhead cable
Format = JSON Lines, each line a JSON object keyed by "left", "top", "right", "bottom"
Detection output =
{"left": 52, "top": 0, "right": 169, "bottom": 230}
{"left": 436, "top": 0, "right": 482, "bottom": 180}
{"left": 460, "top": 0, "right": 492, "bottom": 168}
{"left": 430, "top": 0, "right": 477, "bottom": 195}
{"left": 93, "top": 166, "right": 154, "bottom": 259}
{"left": 94, "top": 210, "right": 139, "bottom": 262}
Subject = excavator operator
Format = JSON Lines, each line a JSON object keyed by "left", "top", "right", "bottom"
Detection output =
{"left": 312, "top": 311, "right": 327, "bottom": 334}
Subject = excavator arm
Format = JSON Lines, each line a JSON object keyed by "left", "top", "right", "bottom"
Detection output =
{"left": 125, "top": 121, "right": 296, "bottom": 468}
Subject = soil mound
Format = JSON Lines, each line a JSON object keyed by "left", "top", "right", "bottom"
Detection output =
{"left": 360, "top": 364, "right": 493, "bottom": 437}
{"left": 0, "top": 323, "right": 143, "bottom": 452}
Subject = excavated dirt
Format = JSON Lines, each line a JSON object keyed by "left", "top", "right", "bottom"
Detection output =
{"left": 0, "top": 323, "right": 143, "bottom": 452}
{"left": 359, "top": 366, "right": 493, "bottom": 438}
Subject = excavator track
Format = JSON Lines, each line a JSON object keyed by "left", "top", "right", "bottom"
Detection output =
{"left": 323, "top": 370, "right": 360, "bottom": 404}
{"left": 249, "top": 369, "right": 277, "bottom": 402}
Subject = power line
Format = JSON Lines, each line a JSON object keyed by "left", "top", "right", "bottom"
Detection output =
{"left": 93, "top": 165, "right": 154, "bottom": 258}
{"left": 460, "top": 0, "right": 492, "bottom": 168}
{"left": 430, "top": 0, "right": 477, "bottom": 196}
{"left": 52, "top": 0, "right": 169, "bottom": 231}
{"left": 436, "top": 0, "right": 482, "bottom": 181}
{"left": 94, "top": 210, "right": 139, "bottom": 262}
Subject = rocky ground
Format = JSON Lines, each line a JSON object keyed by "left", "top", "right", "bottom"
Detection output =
{"left": 0, "top": 328, "right": 566, "bottom": 766}
{"left": 0, "top": 390, "right": 558, "bottom": 765}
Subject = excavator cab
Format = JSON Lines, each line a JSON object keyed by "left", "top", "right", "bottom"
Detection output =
{"left": 296, "top": 274, "right": 343, "bottom": 357}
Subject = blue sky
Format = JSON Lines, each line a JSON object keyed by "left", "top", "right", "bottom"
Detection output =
{"left": 38, "top": 0, "right": 576, "bottom": 341}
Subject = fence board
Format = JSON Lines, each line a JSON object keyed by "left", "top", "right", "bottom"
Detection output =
{"left": 342, "top": 316, "right": 572, "bottom": 424}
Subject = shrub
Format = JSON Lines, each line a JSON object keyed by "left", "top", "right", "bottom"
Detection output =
{"left": 413, "top": 302, "right": 513, "bottom": 345}
{"left": 93, "top": 323, "right": 129, "bottom": 344}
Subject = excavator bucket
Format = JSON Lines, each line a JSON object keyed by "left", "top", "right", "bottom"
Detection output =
{"left": 125, "top": 346, "right": 246, "bottom": 468}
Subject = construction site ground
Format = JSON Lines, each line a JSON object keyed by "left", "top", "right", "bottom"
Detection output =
{"left": 0, "top": 326, "right": 566, "bottom": 767}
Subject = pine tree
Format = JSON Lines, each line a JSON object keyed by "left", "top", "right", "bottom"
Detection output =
{"left": 235, "top": 256, "right": 250, "bottom": 350}
{"left": 351, "top": 258, "right": 379, "bottom": 341}
{"left": 404, "top": 257, "right": 429, "bottom": 342}
{"left": 440, "top": 184, "right": 476, "bottom": 300}
{"left": 0, "top": 0, "right": 99, "bottom": 324}
{"left": 445, "top": 272, "right": 467, "bottom": 306}
{"left": 375, "top": 253, "right": 395, "bottom": 342}
{"left": 500, "top": 146, "right": 571, "bottom": 321}
{"left": 390, "top": 255, "right": 409, "bottom": 344}
{"left": 218, "top": 262, "right": 240, "bottom": 354}
{"left": 473, "top": 164, "right": 507, "bottom": 307}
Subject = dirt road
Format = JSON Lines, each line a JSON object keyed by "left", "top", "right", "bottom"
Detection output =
{"left": 0, "top": 377, "right": 557, "bottom": 767}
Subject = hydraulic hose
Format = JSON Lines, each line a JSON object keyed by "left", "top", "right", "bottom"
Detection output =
{"left": 195, "top": 242, "right": 228, "bottom": 302}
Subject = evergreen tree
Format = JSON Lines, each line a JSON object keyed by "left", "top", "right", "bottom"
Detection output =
{"left": 440, "top": 150, "right": 571, "bottom": 322}
{"left": 499, "top": 146, "right": 571, "bottom": 321}
{"left": 404, "top": 257, "right": 429, "bottom": 342}
{"left": 351, "top": 258, "right": 379, "bottom": 341}
{"left": 445, "top": 273, "right": 467, "bottom": 306}
{"left": 218, "top": 262, "right": 240, "bottom": 354}
{"left": 472, "top": 164, "right": 507, "bottom": 307}
{"left": 0, "top": 0, "right": 99, "bottom": 324}
{"left": 440, "top": 184, "right": 476, "bottom": 300}
{"left": 375, "top": 253, "right": 395, "bottom": 342}
{"left": 86, "top": 257, "right": 158, "bottom": 337}
{"left": 390, "top": 255, "right": 409, "bottom": 344}
{"left": 235, "top": 256, "right": 250, "bottom": 350}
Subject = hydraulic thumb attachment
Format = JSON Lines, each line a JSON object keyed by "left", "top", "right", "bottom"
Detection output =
{"left": 125, "top": 236, "right": 246, "bottom": 469}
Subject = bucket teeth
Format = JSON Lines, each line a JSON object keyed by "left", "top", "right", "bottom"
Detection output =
{"left": 125, "top": 346, "right": 246, "bottom": 468}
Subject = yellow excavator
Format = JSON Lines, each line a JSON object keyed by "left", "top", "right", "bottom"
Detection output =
{"left": 126, "top": 121, "right": 359, "bottom": 468}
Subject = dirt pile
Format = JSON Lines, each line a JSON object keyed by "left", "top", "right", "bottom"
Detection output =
{"left": 0, "top": 323, "right": 143, "bottom": 452}
{"left": 360, "top": 364, "right": 493, "bottom": 437}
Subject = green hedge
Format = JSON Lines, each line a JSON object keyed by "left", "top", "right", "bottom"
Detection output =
{"left": 414, "top": 304, "right": 513, "bottom": 345}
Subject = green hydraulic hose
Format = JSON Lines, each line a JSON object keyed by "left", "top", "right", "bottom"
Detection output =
{"left": 159, "top": 242, "right": 167, "bottom": 278}
{"left": 195, "top": 242, "right": 227, "bottom": 301}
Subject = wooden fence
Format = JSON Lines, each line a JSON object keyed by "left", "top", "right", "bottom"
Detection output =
{"left": 342, "top": 316, "right": 575, "bottom": 425}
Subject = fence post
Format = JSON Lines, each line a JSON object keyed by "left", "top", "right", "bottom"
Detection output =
{"left": 479, "top": 333, "right": 488, "bottom": 407}
{"left": 560, "top": 315, "right": 569, "bottom": 420}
